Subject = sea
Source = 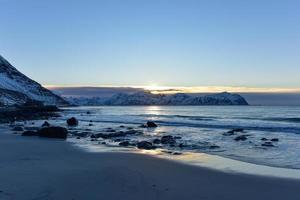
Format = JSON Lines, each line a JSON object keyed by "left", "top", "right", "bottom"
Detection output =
{"left": 45, "top": 106, "right": 300, "bottom": 169}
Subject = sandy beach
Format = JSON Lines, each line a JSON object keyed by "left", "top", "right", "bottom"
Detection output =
{"left": 0, "top": 130, "right": 299, "bottom": 200}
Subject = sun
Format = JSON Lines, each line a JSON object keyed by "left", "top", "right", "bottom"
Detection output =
{"left": 143, "top": 84, "right": 165, "bottom": 91}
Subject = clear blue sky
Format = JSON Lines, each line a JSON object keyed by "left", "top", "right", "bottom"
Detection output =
{"left": 0, "top": 0, "right": 299, "bottom": 89}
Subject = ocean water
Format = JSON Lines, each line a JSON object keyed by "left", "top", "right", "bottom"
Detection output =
{"left": 57, "top": 106, "right": 300, "bottom": 169}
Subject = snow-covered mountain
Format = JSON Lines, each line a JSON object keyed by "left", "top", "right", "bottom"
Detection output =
{"left": 66, "top": 91, "right": 249, "bottom": 106}
{"left": 0, "top": 55, "right": 68, "bottom": 106}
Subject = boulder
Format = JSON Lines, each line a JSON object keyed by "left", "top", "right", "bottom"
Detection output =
{"left": 137, "top": 141, "right": 156, "bottom": 150}
{"left": 227, "top": 128, "right": 244, "bottom": 135}
{"left": 147, "top": 121, "right": 158, "bottom": 128}
{"left": 22, "top": 131, "right": 38, "bottom": 136}
{"left": 153, "top": 139, "right": 161, "bottom": 144}
{"left": 271, "top": 138, "right": 279, "bottom": 142}
{"left": 234, "top": 135, "right": 247, "bottom": 141}
{"left": 161, "top": 135, "right": 176, "bottom": 144}
{"left": 261, "top": 137, "right": 268, "bottom": 141}
{"left": 178, "top": 143, "right": 185, "bottom": 148}
{"left": 209, "top": 145, "right": 220, "bottom": 149}
{"left": 90, "top": 134, "right": 97, "bottom": 139}
{"left": 38, "top": 127, "right": 68, "bottom": 139}
{"left": 223, "top": 132, "right": 235, "bottom": 136}
{"left": 67, "top": 117, "right": 78, "bottom": 126}
{"left": 42, "top": 121, "right": 50, "bottom": 127}
{"left": 173, "top": 152, "right": 182, "bottom": 155}
{"left": 119, "top": 141, "right": 130, "bottom": 147}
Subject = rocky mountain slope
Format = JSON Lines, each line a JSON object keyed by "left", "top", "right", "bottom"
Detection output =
{"left": 0, "top": 55, "right": 68, "bottom": 106}
{"left": 66, "top": 91, "right": 249, "bottom": 106}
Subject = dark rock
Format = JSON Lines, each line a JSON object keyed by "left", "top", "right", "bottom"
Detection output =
{"left": 223, "top": 132, "right": 235, "bottom": 136}
{"left": 89, "top": 123, "right": 93, "bottom": 126}
{"left": 42, "top": 121, "right": 50, "bottom": 127}
{"left": 137, "top": 141, "right": 156, "bottom": 150}
{"left": 91, "top": 139, "right": 96, "bottom": 141}
{"left": 153, "top": 139, "right": 161, "bottom": 144}
{"left": 127, "top": 127, "right": 133, "bottom": 130}
{"left": 234, "top": 135, "right": 248, "bottom": 141}
{"left": 178, "top": 143, "right": 185, "bottom": 148}
{"left": 271, "top": 138, "right": 279, "bottom": 142}
{"left": 38, "top": 127, "right": 68, "bottom": 139}
{"left": 227, "top": 128, "right": 244, "bottom": 135}
{"left": 114, "top": 139, "right": 121, "bottom": 142}
{"left": 174, "top": 136, "right": 182, "bottom": 139}
{"left": 76, "top": 136, "right": 81, "bottom": 139}
{"left": 106, "top": 129, "right": 116, "bottom": 133}
{"left": 139, "top": 124, "right": 147, "bottom": 128}
{"left": 86, "top": 111, "right": 91, "bottom": 114}
{"left": 261, "top": 138, "right": 268, "bottom": 141}
{"left": 101, "top": 142, "right": 106, "bottom": 145}
{"left": 12, "top": 126, "right": 24, "bottom": 132}
{"left": 119, "top": 141, "right": 130, "bottom": 147}
{"left": 173, "top": 152, "right": 182, "bottom": 155}
{"left": 209, "top": 145, "right": 220, "bottom": 149}
{"left": 22, "top": 131, "right": 38, "bottom": 136}
{"left": 90, "top": 134, "right": 97, "bottom": 139}
{"left": 262, "top": 142, "right": 275, "bottom": 147}
{"left": 120, "top": 125, "right": 125, "bottom": 128}
{"left": 161, "top": 135, "right": 176, "bottom": 144}
{"left": 67, "top": 117, "right": 78, "bottom": 126}
{"left": 147, "top": 121, "right": 158, "bottom": 128}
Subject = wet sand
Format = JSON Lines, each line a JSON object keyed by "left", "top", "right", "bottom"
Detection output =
{"left": 1, "top": 131, "right": 300, "bottom": 200}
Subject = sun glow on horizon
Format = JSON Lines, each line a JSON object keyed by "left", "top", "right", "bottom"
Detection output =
{"left": 44, "top": 84, "right": 300, "bottom": 94}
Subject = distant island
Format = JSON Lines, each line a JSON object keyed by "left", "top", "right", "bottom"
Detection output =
{"left": 66, "top": 91, "right": 249, "bottom": 106}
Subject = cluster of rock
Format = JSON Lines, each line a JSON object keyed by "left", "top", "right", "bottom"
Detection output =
{"left": 11, "top": 116, "right": 81, "bottom": 139}
{"left": 223, "top": 128, "right": 279, "bottom": 148}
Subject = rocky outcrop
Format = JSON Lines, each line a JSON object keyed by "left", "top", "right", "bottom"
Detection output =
{"left": 37, "top": 127, "right": 68, "bottom": 139}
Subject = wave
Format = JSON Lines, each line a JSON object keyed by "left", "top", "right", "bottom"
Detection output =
{"left": 138, "top": 114, "right": 300, "bottom": 123}
{"left": 137, "top": 114, "right": 217, "bottom": 121}
{"left": 264, "top": 117, "right": 300, "bottom": 123}
{"left": 63, "top": 117, "right": 300, "bottom": 135}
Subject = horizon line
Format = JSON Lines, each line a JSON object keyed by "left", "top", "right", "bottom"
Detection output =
{"left": 44, "top": 85, "right": 300, "bottom": 94}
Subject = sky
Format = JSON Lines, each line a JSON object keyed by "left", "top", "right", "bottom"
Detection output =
{"left": 0, "top": 0, "right": 300, "bottom": 92}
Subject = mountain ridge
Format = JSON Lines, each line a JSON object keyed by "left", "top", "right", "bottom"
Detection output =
{"left": 0, "top": 55, "right": 68, "bottom": 106}
{"left": 66, "top": 91, "right": 249, "bottom": 106}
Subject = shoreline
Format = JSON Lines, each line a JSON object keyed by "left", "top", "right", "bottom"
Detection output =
{"left": 69, "top": 137, "right": 300, "bottom": 180}
{"left": 1, "top": 128, "right": 300, "bottom": 200}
